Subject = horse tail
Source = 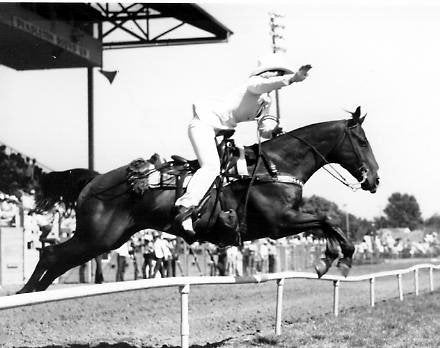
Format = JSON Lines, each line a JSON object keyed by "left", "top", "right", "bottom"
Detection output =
{"left": 34, "top": 168, "right": 99, "bottom": 213}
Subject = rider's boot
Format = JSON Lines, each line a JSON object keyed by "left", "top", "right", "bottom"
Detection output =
{"left": 174, "top": 206, "right": 197, "bottom": 243}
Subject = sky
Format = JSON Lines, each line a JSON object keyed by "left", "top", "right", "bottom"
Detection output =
{"left": 2, "top": 0, "right": 440, "bottom": 220}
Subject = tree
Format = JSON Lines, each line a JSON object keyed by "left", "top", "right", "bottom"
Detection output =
{"left": 425, "top": 214, "right": 440, "bottom": 231}
{"left": 301, "top": 195, "right": 373, "bottom": 242}
{"left": 383, "top": 192, "right": 423, "bottom": 230}
{"left": 301, "top": 195, "right": 342, "bottom": 225}
{"left": 348, "top": 216, "right": 374, "bottom": 242}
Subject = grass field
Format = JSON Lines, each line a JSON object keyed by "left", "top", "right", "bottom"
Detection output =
{"left": 240, "top": 291, "right": 440, "bottom": 347}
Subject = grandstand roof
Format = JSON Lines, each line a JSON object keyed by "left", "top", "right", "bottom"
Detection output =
{"left": 0, "top": 3, "right": 233, "bottom": 70}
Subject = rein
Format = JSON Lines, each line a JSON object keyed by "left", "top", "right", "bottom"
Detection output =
{"left": 237, "top": 123, "right": 264, "bottom": 244}
{"left": 285, "top": 123, "right": 367, "bottom": 191}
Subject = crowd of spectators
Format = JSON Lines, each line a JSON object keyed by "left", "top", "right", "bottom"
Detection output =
{"left": 0, "top": 144, "right": 44, "bottom": 196}
{"left": 354, "top": 229, "right": 440, "bottom": 263}
{"left": 114, "top": 230, "right": 180, "bottom": 281}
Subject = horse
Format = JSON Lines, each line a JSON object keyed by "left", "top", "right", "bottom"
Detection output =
{"left": 18, "top": 107, "right": 379, "bottom": 293}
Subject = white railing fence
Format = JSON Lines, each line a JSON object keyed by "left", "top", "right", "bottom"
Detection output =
{"left": 0, "top": 263, "right": 438, "bottom": 348}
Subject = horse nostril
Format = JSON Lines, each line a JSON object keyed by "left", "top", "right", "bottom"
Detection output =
{"left": 375, "top": 177, "right": 380, "bottom": 186}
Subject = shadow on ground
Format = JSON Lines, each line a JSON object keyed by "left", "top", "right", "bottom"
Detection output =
{"left": 16, "top": 338, "right": 234, "bottom": 348}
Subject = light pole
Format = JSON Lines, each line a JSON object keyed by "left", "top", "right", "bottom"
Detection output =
{"left": 269, "top": 12, "right": 286, "bottom": 120}
{"left": 343, "top": 203, "right": 350, "bottom": 239}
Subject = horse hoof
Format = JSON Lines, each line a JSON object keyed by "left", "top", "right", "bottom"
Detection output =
{"left": 337, "top": 262, "right": 351, "bottom": 277}
{"left": 315, "top": 260, "right": 329, "bottom": 278}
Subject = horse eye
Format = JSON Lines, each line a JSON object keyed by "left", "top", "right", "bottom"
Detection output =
{"left": 359, "top": 139, "right": 368, "bottom": 147}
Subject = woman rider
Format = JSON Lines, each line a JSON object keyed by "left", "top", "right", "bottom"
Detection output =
{"left": 175, "top": 54, "right": 311, "bottom": 237}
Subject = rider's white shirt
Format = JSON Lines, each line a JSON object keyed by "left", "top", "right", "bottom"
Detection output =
{"left": 193, "top": 74, "right": 294, "bottom": 130}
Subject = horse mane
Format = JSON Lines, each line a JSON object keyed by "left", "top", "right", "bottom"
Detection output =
{"left": 35, "top": 168, "right": 99, "bottom": 213}
{"left": 267, "top": 119, "right": 347, "bottom": 144}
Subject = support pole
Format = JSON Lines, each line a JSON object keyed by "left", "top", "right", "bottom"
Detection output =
{"left": 180, "top": 284, "right": 190, "bottom": 348}
{"left": 87, "top": 67, "right": 94, "bottom": 171}
{"left": 369, "top": 278, "right": 375, "bottom": 307}
{"left": 397, "top": 274, "right": 403, "bottom": 301}
{"left": 429, "top": 267, "right": 434, "bottom": 292}
{"left": 275, "top": 278, "right": 285, "bottom": 335}
{"left": 414, "top": 269, "right": 419, "bottom": 296}
{"left": 275, "top": 89, "right": 280, "bottom": 121}
{"left": 333, "top": 280, "right": 340, "bottom": 317}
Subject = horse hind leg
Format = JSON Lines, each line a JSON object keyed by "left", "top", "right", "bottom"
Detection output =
{"left": 17, "top": 244, "right": 60, "bottom": 294}
{"left": 17, "top": 260, "right": 47, "bottom": 294}
{"left": 34, "top": 252, "right": 96, "bottom": 292}
{"left": 34, "top": 223, "right": 138, "bottom": 291}
{"left": 17, "top": 236, "right": 100, "bottom": 293}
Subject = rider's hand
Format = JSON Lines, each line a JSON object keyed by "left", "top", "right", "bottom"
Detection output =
{"left": 290, "top": 64, "right": 312, "bottom": 83}
{"left": 272, "top": 126, "right": 284, "bottom": 137}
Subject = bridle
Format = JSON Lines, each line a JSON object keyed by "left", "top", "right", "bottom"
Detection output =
{"left": 287, "top": 121, "right": 369, "bottom": 191}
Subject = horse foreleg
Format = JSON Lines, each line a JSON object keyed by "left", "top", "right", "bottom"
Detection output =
{"left": 276, "top": 211, "right": 340, "bottom": 277}
{"left": 17, "top": 259, "right": 48, "bottom": 294}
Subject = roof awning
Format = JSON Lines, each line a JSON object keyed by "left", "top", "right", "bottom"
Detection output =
{"left": 93, "top": 3, "right": 233, "bottom": 49}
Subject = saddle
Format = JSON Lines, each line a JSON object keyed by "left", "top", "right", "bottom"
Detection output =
{"left": 127, "top": 129, "right": 245, "bottom": 196}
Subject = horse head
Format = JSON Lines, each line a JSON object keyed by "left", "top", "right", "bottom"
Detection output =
{"left": 328, "top": 106, "right": 379, "bottom": 193}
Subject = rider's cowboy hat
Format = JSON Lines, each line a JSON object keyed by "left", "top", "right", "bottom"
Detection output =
{"left": 250, "top": 53, "right": 294, "bottom": 76}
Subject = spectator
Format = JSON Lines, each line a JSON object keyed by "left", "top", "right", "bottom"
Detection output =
{"left": 226, "top": 246, "right": 240, "bottom": 276}
{"left": 130, "top": 235, "right": 144, "bottom": 280}
{"left": 24, "top": 157, "right": 35, "bottom": 182}
{"left": 268, "top": 239, "right": 278, "bottom": 273}
{"left": 162, "top": 238, "right": 173, "bottom": 277}
{"left": 247, "top": 241, "right": 257, "bottom": 275}
{"left": 217, "top": 247, "right": 227, "bottom": 276}
{"left": 167, "top": 239, "right": 179, "bottom": 277}
{"left": 0, "top": 194, "right": 19, "bottom": 226}
{"left": 152, "top": 232, "right": 170, "bottom": 278}
{"left": 257, "top": 240, "right": 269, "bottom": 273}
{"left": 142, "top": 235, "right": 155, "bottom": 278}
{"left": 115, "top": 242, "right": 130, "bottom": 281}
{"left": 205, "top": 243, "right": 218, "bottom": 276}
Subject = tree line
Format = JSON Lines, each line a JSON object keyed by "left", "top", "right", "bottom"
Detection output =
{"left": 301, "top": 192, "right": 438, "bottom": 242}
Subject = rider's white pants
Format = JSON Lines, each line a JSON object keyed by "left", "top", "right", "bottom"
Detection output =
{"left": 175, "top": 117, "right": 220, "bottom": 208}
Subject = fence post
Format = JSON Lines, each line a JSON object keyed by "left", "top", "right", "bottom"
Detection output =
{"left": 414, "top": 269, "right": 419, "bottom": 296}
{"left": 275, "top": 278, "right": 285, "bottom": 335}
{"left": 180, "top": 284, "right": 190, "bottom": 348}
{"left": 369, "top": 277, "right": 375, "bottom": 307}
{"left": 429, "top": 267, "right": 434, "bottom": 292}
{"left": 397, "top": 274, "right": 403, "bottom": 301}
{"left": 333, "top": 280, "right": 340, "bottom": 317}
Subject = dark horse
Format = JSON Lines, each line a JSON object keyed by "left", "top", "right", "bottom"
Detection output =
{"left": 18, "top": 107, "right": 379, "bottom": 293}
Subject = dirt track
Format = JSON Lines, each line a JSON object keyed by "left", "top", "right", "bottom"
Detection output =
{"left": 0, "top": 259, "right": 437, "bottom": 348}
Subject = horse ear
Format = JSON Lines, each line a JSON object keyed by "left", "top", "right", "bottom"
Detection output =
{"left": 352, "top": 106, "right": 361, "bottom": 121}
{"left": 359, "top": 113, "right": 367, "bottom": 125}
